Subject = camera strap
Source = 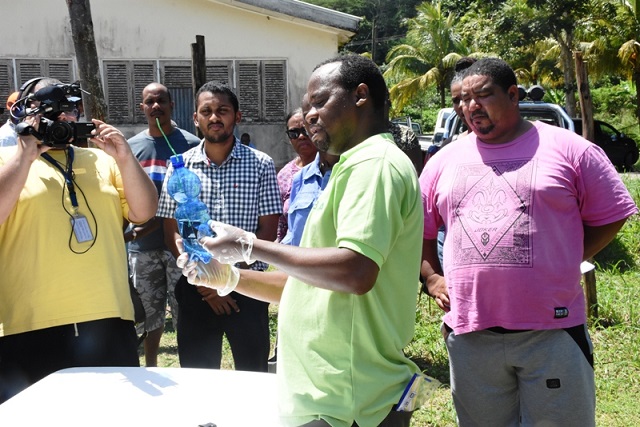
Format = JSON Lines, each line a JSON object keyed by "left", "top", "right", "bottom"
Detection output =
{"left": 41, "top": 147, "right": 78, "bottom": 209}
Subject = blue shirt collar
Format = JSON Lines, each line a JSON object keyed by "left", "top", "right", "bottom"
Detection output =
{"left": 300, "top": 152, "right": 324, "bottom": 182}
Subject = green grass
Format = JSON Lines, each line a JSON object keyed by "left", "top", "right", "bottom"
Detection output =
{"left": 150, "top": 177, "right": 640, "bottom": 426}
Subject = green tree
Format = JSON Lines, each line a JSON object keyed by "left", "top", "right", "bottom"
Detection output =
{"left": 464, "top": 0, "right": 592, "bottom": 116}
{"left": 616, "top": 0, "right": 640, "bottom": 125}
{"left": 527, "top": 0, "right": 592, "bottom": 117}
{"left": 384, "top": 1, "right": 467, "bottom": 113}
{"left": 306, "top": 0, "right": 423, "bottom": 64}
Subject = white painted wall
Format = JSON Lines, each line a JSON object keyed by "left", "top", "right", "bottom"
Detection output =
{"left": 2, "top": 0, "right": 348, "bottom": 167}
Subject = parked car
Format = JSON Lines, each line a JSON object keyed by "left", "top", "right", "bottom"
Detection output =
{"left": 432, "top": 108, "right": 454, "bottom": 144}
{"left": 572, "top": 118, "right": 639, "bottom": 171}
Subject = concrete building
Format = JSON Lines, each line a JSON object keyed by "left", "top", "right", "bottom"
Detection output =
{"left": 0, "top": 0, "right": 360, "bottom": 166}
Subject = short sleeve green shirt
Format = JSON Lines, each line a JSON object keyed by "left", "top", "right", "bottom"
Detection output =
{"left": 277, "top": 133, "right": 424, "bottom": 427}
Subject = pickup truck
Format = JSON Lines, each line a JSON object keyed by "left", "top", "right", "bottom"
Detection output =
{"left": 432, "top": 107, "right": 454, "bottom": 145}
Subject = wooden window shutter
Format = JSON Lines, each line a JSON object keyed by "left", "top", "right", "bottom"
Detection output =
{"left": 104, "top": 61, "right": 131, "bottom": 124}
{"left": 262, "top": 61, "right": 286, "bottom": 122}
{"left": 206, "top": 61, "right": 232, "bottom": 87}
{"left": 15, "top": 60, "right": 73, "bottom": 87}
{"left": 0, "top": 60, "right": 14, "bottom": 123}
{"left": 16, "top": 60, "right": 44, "bottom": 87}
{"left": 132, "top": 62, "right": 156, "bottom": 124}
{"left": 45, "top": 60, "right": 73, "bottom": 84}
{"left": 236, "top": 61, "right": 260, "bottom": 122}
{"left": 162, "top": 62, "right": 192, "bottom": 88}
{"left": 162, "top": 61, "right": 196, "bottom": 133}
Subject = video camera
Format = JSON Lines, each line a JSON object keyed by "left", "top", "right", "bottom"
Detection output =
{"left": 14, "top": 81, "right": 95, "bottom": 147}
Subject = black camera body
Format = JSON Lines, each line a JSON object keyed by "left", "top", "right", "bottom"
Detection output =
{"left": 16, "top": 118, "right": 95, "bottom": 147}
{"left": 40, "top": 118, "right": 95, "bottom": 147}
{"left": 16, "top": 82, "right": 95, "bottom": 147}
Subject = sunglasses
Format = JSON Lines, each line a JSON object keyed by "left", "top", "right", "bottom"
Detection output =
{"left": 286, "top": 127, "right": 307, "bottom": 140}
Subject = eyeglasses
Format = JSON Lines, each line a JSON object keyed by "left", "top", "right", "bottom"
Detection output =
{"left": 286, "top": 127, "right": 307, "bottom": 140}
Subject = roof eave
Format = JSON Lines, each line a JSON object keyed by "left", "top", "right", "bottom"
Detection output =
{"left": 210, "top": 0, "right": 361, "bottom": 44}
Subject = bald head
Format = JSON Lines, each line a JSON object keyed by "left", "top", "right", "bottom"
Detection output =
{"left": 140, "top": 82, "right": 174, "bottom": 133}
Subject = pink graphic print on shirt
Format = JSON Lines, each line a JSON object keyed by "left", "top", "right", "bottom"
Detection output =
{"left": 451, "top": 159, "right": 533, "bottom": 266}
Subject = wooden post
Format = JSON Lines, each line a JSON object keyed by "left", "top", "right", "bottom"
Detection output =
{"left": 192, "top": 35, "right": 206, "bottom": 139}
{"left": 574, "top": 51, "right": 598, "bottom": 319}
{"left": 583, "top": 268, "right": 598, "bottom": 319}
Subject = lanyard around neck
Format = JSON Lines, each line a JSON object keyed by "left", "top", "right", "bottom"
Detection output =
{"left": 41, "top": 147, "right": 78, "bottom": 209}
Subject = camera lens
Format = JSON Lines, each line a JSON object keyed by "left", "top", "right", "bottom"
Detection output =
{"left": 48, "top": 121, "right": 73, "bottom": 145}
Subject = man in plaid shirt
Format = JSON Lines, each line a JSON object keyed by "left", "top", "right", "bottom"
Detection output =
{"left": 157, "top": 81, "right": 281, "bottom": 372}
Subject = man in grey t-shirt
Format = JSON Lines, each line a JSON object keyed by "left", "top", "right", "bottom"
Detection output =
{"left": 126, "top": 83, "right": 199, "bottom": 367}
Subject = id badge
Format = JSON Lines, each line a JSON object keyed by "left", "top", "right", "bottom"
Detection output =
{"left": 71, "top": 214, "right": 94, "bottom": 243}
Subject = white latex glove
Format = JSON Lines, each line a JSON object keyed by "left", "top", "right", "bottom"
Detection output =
{"left": 199, "top": 220, "right": 256, "bottom": 265}
{"left": 176, "top": 250, "right": 240, "bottom": 296}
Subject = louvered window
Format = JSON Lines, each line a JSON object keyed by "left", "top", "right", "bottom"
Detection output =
{"left": 0, "top": 60, "right": 14, "bottom": 123}
{"left": 162, "top": 61, "right": 199, "bottom": 134}
{"left": 103, "top": 59, "right": 286, "bottom": 124}
{"left": 206, "top": 61, "right": 232, "bottom": 87}
{"left": 133, "top": 63, "right": 155, "bottom": 124}
{"left": 103, "top": 60, "right": 156, "bottom": 124}
{"left": 0, "top": 59, "right": 73, "bottom": 123}
{"left": 262, "top": 61, "right": 286, "bottom": 122}
{"left": 104, "top": 62, "right": 130, "bottom": 123}
{"left": 15, "top": 59, "right": 74, "bottom": 87}
{"left": 237, "top": 61, "right": 261, "bottom": 122}
{"left": 235, "top": 60, "right": 286, "bottom": 123}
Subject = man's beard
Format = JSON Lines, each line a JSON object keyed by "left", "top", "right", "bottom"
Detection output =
{"left": 475, "top": 124, "right": 495, "bottom": 135}
{"left": 311, "top": 131, "right": 331, "bottom": 154}
{"left": 204, "top": 131, "right": 234, "bottom": 144}
{"left": 314, "top": 138, "right": 330, "bottom": 154}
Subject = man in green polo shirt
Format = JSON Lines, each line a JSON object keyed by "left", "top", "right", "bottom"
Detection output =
{"left": 177, "top": 53, "right": 424, "bottom": 427}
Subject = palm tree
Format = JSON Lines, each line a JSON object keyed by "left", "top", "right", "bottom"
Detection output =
{"left": 383, "top": 1, "right": 467, "bottom": 113}
{"left": 617, "top": 0, "right": 640, "bottom": 125}
{"left": 514, "top": 38, "right": 565, "bottom": 89}
{"left": 459, "top": 0, "right": 590, "bottom": 117}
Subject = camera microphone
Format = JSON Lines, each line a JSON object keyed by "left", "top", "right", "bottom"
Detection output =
{"left": 31, "top": 85, "right": 66, "bottom": 102}
{"left": 24, "top": 86, "right": 67, "bottom": 116}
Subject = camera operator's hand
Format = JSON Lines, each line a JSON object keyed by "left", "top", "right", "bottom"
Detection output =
{"left": 89, "top": 119, "right": 133, "bottom": 162}
{"left": 87, "top": 119, "right": 158, "bottom": 226}
{"left": 17, "top": 115, "right": 53, "bottom": 161}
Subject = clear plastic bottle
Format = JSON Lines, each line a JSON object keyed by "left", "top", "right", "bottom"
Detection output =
{"left": 167, "top": 154, "right": 213, "bottom": 263}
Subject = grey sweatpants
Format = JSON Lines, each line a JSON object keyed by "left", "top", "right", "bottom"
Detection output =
{"left": 445, "top": 325, "right": 595, "bottom": 427}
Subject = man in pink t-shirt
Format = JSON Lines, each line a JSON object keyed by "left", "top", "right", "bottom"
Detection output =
{"left": 420, "top": 57, "right": 637, "bottom": 427}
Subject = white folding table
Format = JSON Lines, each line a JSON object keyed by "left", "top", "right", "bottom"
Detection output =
{"left": 0, "top": 366, "right": 280, "bottom": 426}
